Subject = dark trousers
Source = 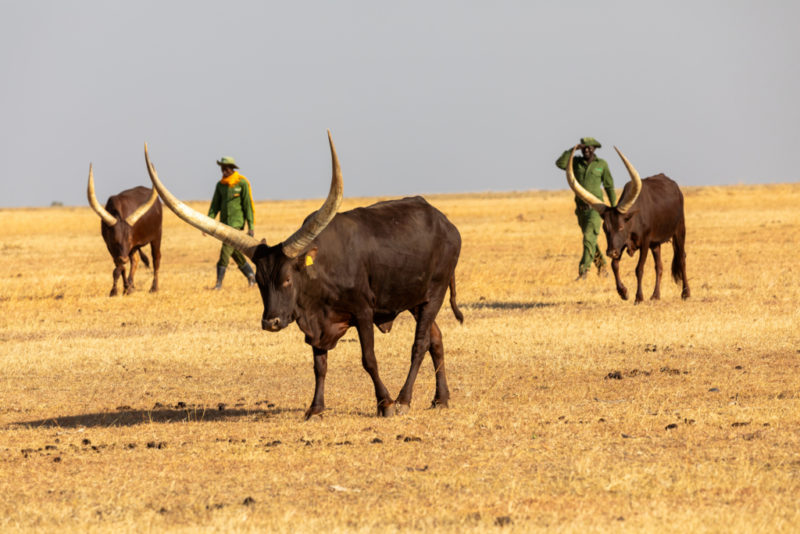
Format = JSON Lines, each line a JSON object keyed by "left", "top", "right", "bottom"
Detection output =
{"left": 576, "top": 208, "right": 606, "bottom": 275}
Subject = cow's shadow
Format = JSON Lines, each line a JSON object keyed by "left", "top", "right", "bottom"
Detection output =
{"left": 9, "top": 406, "right": 301, "bottom": 429}
{"left": 463, "top": 300, "right": 557, "bottom": 310}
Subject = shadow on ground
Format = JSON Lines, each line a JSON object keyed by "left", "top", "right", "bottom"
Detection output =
{"left": 462, "top": 301, "right": 557, "bottom": 311}
{"left": 8, "top": 406, "right": 302, "bottom": 429}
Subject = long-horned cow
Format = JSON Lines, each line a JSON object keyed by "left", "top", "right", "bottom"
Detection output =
{"left": 144, "top": 131, "right": 463, "bottom": 418}
{"left": 87, "top": 166, "right": 162, "bottom": 296}
{"left": 565, "top": 146, "right": 690, "bottom": 303}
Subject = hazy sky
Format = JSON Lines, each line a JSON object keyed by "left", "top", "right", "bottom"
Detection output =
{"left": 1, "top": 1, "right": 797, "bottom": 208}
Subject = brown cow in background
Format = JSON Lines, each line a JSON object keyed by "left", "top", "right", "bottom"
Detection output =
{"left": 87, "top": 165, "right": 162, "bottom": 296}
{"left": 565, "top": 146, "right": 690, "bottom": 304}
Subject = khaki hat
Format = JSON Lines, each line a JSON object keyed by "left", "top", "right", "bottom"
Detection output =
{"left": 216, "top": 156, "right": 239, "bottom": 169}
{"left": 580, "top": 137, "right": 602, "bottom": 148}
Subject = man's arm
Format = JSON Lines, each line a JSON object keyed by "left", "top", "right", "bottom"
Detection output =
{"left": 602, "top": 164, "right": 617, "bottom": 207}
{"left": 240, "top": 178, "right": 255, "bottom": 234}
{"left": 207, "top": 183, "right": 221, "bottom": 219}
{"left": 555, "top": 148, "right": 574, "bottom": 170}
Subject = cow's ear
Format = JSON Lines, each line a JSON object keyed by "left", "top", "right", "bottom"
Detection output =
{"left": 302, "top": 247, "right": 319, "bottom": 278}
{"left": 622, "top": 207, "right": 639, "bottom": 220}
{"left": 304, "top": 247, "right": 318, "bottom": 267}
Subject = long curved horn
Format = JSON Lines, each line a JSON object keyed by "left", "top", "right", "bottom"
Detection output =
{"left": 613, "top": 146, "right": 642, "bottom": 214}
{"left": 124, "top": 187, "right": 158, "bottom": 226}
{"left": 144, "top": 143, "right": 261, "bottom": 259}
{"left": 565, "top": 145, "right": 608, "bottom": 212}
{"left": 87, "top": 164, "right": 119, "bottom": 227}
{"left": 281, "top": 129, "right": 343, "bottom": 259}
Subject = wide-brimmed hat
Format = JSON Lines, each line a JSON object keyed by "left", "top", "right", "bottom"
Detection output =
{"left": 580, "top": 137, "right": 602, "bottom": 148}
{"left": 216, "top": 156, "right": 239, "bottom": 169}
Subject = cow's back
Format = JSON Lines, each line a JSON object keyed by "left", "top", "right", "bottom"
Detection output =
{"left": 105, "top": 186, "right": 162, "bottom": 243}
{"left": 315, "top": 196, "right": 460, "bottom": 314}
{"left": 623, "top": 174, "right": 684, "bottom": 241}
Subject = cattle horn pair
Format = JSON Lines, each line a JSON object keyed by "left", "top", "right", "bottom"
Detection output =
{"left": 87, "top": 165, "right": 159, "bottom": 227}
{"left": 144, "top": 130, "right": 343, "bottom": 259}
{"left": 565, "top": 146, "right": 642, "bottom": 214}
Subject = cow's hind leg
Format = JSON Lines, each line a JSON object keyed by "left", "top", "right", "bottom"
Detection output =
{"left": 650, "top": 243, "right": 663, "bottom": 300}
{"left": 150, "top": 237, "right": 161, "bottom": 293}
{"left": 355, "top": 317, "right": 396, "bottom": 417}
{"left": 672, "top": 224, "right": 690, "bottom": 299}
{"left": 634, "top": 245, "right": 650, "bottom": 304}
{"left": 395, "top": 303, "right": 440, "bottom": 414}
{"left": 304, "top": 347, "right": 328, "bottom": 420}
{"left": 428, "top": 321, "right": 450, "bottom": 409}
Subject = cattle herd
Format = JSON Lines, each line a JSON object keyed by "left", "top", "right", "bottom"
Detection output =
{"left": 87, "top": 130, "right": 689, "bottom": 417}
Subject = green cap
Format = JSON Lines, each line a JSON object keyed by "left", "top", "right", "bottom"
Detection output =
{"left": 580, "top": 137, "right": 602, "bottom": 148}
{"left": 216, "top": 156, "right": 239, "bottom": 169}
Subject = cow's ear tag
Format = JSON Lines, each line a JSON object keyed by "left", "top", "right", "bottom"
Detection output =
{"left": 303, "top": 248, "right": 318, "bottom": 279}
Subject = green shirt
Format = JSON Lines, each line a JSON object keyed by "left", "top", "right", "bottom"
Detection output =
{"left": 556, "top": 149, "right": 617, "bottom": 210}
{"left": 207, "top": 174, "right": 254, "bottom": 230}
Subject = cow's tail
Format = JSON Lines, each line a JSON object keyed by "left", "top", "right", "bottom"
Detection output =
{"left": 138, "top": 249, "right": 151, "bottom": 269}
{"left": 670, "top": 251, "right": 681, "bottom": 284}
{"left": 449, "top": 275, "right": 464, "bottom": 324}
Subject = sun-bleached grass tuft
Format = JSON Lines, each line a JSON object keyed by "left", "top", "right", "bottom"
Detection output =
{"left": 1, "top": 183, "right": 798, "bottom": 532}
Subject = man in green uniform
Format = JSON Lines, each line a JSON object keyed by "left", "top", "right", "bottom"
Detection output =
{"left": 555, "top": 137, "right": 617, "bottom": 280}
{"left": 206, "top": 156, "right": 256, "bottom": 289}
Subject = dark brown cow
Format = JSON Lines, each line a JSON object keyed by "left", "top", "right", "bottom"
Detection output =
{"left": 87, "top": 165, "right": 162, "bottom": 296}
{"left": 565, "top": 146, "right": 690, "bottom": 304}
{"left": 144, "top": 131, "right": 463, "bottom": 418}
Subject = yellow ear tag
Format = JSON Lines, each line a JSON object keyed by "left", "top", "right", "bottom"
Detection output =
{"left": 305, "top": 255, "right": 314, "bottom": 267}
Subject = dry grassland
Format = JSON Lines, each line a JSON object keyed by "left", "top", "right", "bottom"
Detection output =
{"left": 1, "top": 183, "right": 799, "bottom": 533}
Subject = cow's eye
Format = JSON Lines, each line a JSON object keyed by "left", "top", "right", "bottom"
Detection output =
{"left": 282, "top": 277, "right": 292, "bottom": 288}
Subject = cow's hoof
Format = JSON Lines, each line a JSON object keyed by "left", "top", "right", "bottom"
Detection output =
{"left": 617, "top": 288, "right": 628, "bottom": 300}
{"left": 149, "top": 286, "right": 158, "bottom": 293}
{"left": 377, "top": 402, "right": 397, "bottom": 417}
{"left": 304, "top": 405, "right": 324, "bottom": 420}
{"left": 682, "top": 288, "right": 691, "bottom": 300}
{"left": 395, "top": 403, "right": 410, "bottom": 415}
{"left": 123, "top": 287, "right": 135, "bottom": 296}
{"left": 109, "top": 289, "right": 118, "bottom": 297}
{"left": 429, "top": 399, "right": 449, "bottom": 410}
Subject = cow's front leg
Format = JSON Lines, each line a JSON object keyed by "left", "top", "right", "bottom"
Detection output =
{"left": 355, "top": 318, "right": 395, "bottom": 417}
{"left": 124, "top": 252, "right": 139, "bottom": 295}
{"left": 304, "top": 346, "right": 327, "bottom": 420}
{"left": 110, "top": 260, "right": 126, "bottom": 297}
{"left": 634, "top": 246, "right": 650, "bottom": 304}
{"left": 611, "top": 258, "right": 627, "bottom": 300}
{"left": 650, "top": 244, "right": 662, "bottom": 300}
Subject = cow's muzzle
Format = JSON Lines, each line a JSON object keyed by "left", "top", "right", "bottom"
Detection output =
{"left": 262, "top": 317, "right": 283, "bottom": 332}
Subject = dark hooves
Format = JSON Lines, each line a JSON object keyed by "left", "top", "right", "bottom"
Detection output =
{"left": 304, "top": 406, "right": 325, "bottom": 420}
{"left": 377, "top": 402, "right": 397, "bottom": 417}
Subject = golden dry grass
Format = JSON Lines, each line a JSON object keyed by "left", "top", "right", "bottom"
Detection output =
{"left": 1, "top": 183, "right": 799, "bottom": 533}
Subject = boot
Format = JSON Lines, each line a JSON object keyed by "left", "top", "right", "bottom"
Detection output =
{"left": 239, "top": 263, "right": 256, "bottom": 287}
{"left": 213, "top": 265, "right": 226, "bottom": 290}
